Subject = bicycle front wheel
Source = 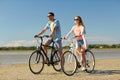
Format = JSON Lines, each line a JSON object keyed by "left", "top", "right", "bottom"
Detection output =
{"left": 85, "top": 49, "right": 95, "bottom": 73}
{"left": 52, "top": 50, "right": 61, "bottom": 72}
{"left": 29, "top": 50, "right": 44, "bottom": 74}
{"left": 61, "top": 51, "right": 77, "bottom": 76}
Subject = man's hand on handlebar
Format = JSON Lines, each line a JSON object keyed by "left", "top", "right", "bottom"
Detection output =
{"left": 34, "top": 34, "right": 50, "bottom": 38}
{"left": 34, "top": 34, "right": 39, "bottom": 38}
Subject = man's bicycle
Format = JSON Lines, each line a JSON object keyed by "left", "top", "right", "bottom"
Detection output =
{"left": 61, "top": 37, "right": 95, "bottom": 76}
{"left": 29, "top": 35, "right": 61, "bottom": 74}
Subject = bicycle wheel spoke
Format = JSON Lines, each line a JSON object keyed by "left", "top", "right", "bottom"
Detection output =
{"left": 85, "top": 50, "right": 95, "bottom": 73}
{"left": 29, "top": 50, "right": 44, "bottom": 74}
{"left": 61, "top": 51, "right": 77, "bottom": 76}
{"left": 52, "top": 51, "right": 61, "bottom": 71}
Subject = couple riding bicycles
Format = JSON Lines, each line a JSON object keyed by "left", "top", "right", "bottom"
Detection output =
{"left": 29, "top": 12, "right": 95, "bottom": 76}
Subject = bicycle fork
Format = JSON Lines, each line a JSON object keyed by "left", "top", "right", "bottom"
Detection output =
{"left": 35, "top": 52, "right": 41, "bottom": 63}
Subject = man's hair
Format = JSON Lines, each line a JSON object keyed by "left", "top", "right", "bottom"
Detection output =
{"left": 48, "top": 12, "right": 54, "bottom": 16}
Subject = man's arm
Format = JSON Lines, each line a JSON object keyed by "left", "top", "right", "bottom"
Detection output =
{"left": 35, "top": 27, "right": 48, "bottom": 37}
{"left": 49, "top": 26, "right": 56, "bottom": 37}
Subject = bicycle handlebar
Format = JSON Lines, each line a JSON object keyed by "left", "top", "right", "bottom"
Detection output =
{"left": 63, "top": 36, "right": 81, "bottom": 40}
{"left": 34, "top": 35, "right": 49, "bottom": 38}
{"left": 34, "top": 35, "right": 63, "bottom": 45}
{"left": 63, "top": 37, "right": 76, "bottom": 41}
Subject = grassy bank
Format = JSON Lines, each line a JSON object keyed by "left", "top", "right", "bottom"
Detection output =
{"left": 0, "top": 44, "right": 120, "bottom": 51}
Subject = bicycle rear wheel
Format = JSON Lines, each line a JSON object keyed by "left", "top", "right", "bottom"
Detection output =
{"left": 85, "top": 49, "right": 95, "bottom": 73}
{"left": 61, "top": 51, "right": 77, "bottom": 76}
{"left": 29, "top": 50, "right": 44, "bottom": 74}
{"left": 52, "top": 50, "right": 61, "bottom": 72}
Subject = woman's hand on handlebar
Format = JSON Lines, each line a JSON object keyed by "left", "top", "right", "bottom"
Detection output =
{"left": 62, "top": 37, "right": 67, "bottom": 40}
{"left": 34, "top": 34, "right": 39, "bottom": 38}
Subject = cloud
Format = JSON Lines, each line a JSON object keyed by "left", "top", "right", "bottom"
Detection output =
{"left": 86, "top": 36, "right": 119, "bottom": 44}
{"left": 0, "top": 41, "right": 5, "bottom": 46}
{"left": 0, "top": 36, "right": 119, "bottom": 47}
{"left": 1, "top": 40, "right": 36, "bottom": 47}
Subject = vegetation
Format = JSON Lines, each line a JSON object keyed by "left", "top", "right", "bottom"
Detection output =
{"left": 88, "top": 44, "right": 120, "bottom": 49}
{"left": 0, "top": 44, "right": 120, "bottom": 50}
{"left": 0, "top": 46, "right": 36, "bottom": 51}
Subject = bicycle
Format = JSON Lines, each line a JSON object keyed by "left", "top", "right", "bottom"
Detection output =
{"left": 61, "top": 37, "right": 95, "bottom": 76}
{"left": 29, "top": 35, "right": 61, "bottom": 74}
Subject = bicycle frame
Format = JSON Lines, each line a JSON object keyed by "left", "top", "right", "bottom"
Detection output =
{"left": 61, "top": 37, "right": 95, "bottom": 76}
{"left": 67, "top": 38, "right": 85, "bottom": 62}
{"left": 67, "top": 37, "right": 95, "bottom": 69}
{"left": 35, "top": 36, "right": 59, "bottom": 64}
{"left": 29, "top": 35, "right": 62, "bottom": 74}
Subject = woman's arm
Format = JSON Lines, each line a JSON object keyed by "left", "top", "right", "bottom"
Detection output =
{"left": 66, "top": 26, "right": 74, "bottom": 38}
{"left": 82, "top": 35, "right": 87, "bottom": 49}
{"left": 80, "top": 27, "right": 84, "bottom": 36}
{"left": 81, "top": 27, "right": 87, "bottom": 49}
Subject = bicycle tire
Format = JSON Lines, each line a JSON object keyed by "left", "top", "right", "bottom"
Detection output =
{"left": 29, "top": 50, "right": 44, "bottom": 74}
{"left": 52, "top": 50, "right": 61, "bottom": 72}
{"left": 85, "top": 49, "right": 95, "bottom": 73}
{"left": 61, "top": 51, "right": 77, "bottom": 76}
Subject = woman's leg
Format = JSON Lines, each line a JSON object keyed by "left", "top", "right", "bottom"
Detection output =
{"left": 77, "top": 45, "right": 86, "bottom": 68}
{"left": 81, "top": 45, "right": 86, "bottom": 68}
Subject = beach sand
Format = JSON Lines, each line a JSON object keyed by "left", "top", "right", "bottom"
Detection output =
{"left": 0, "top": 58, "right": 120, "bottom": 80}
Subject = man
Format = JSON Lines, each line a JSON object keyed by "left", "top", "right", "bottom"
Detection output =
{"left": 34, "top": 12, "right": 62, "bottom": 61}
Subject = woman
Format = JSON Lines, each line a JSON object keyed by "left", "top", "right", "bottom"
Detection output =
{"left": 65, "top": 16, "right": 87, "bottom": 71}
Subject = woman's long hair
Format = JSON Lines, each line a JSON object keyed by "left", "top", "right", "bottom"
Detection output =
{"left": 76, "top": 16, "right": 86, "bottom": 34}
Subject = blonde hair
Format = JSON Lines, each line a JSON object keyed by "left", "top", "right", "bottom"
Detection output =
{"left": 75, "top": 16, "right": 86, "bottom": 34}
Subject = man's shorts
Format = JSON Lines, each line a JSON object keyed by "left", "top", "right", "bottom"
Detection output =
{"left": 46, "top": 38, "right": 62, "bottom": 51}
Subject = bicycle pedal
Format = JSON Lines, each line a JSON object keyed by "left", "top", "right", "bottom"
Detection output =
{"left": 47, "top": 63, "right": 50, "bottom": 66}
{"left": 77, "top": 62, "right": 81, "bottom": 68}
{"left": 54, "top": 62, "right": 59, "bottom": 65}
{"left": 77, "top": 64, "right": 81, "bottom": 68}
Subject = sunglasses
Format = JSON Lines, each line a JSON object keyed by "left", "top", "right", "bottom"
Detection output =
{"left": 74, "top": 19, "right": 79, "bottom": 21}
{"left": 47, "top": 15, "right": 52, "bottom": 17}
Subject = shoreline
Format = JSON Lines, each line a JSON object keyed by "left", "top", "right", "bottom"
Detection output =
{"left": 0, "top": 49, "right": 120, "bottom": 66}
{"left": 0, "top": 58, "right": 119, "bottom": 66}
{"left": 91, "top": 48, "right": 120, "bottom": 50}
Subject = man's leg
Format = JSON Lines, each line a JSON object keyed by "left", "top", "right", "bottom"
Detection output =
{"left": 56, "top": 40, "right": 62, "bottom": 57}
{"left": 43, "top": 42, "right": 48, "bottom": 54}
{"left": 43, "top": 38, "right": 52, "bottom": 63}
{"left": 58, "top": 50, "right": 62, "bottom": 57}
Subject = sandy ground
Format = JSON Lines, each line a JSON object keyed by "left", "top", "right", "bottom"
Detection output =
{"left": 0, "top": 58, "right": 120, "bottom": 80}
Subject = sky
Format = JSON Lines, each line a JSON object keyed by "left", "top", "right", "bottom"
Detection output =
{"left": 0, "top": 0, "right": 120, "bottom": 47}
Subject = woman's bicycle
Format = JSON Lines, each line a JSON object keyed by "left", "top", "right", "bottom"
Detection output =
{"left": 29, "top": 35, "right": 61, "bottom": 74}
{"left": 61, "top": 37, "right": 95, "bottom": 76}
